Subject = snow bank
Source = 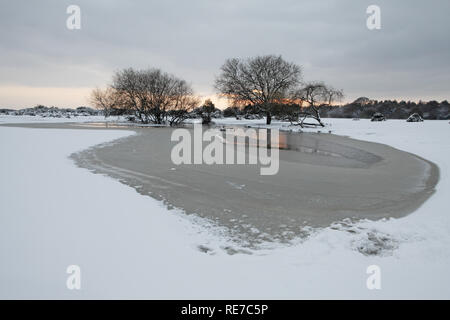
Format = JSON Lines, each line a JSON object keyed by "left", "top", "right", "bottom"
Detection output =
{"left": 0, "top": 114, "right": 121, "bottom": 124}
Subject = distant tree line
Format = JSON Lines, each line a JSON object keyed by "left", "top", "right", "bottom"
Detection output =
{"left": 318, "top": 98, "right": 449, "bottom": 120}
{"left": 3, "top": 98, "right": 448, "bottom": 121}
{"left": 0, "top": 105, "right": 100, "bottom": 117}
{"left": 222, "top": 99, "right": 449, "bottom": 121}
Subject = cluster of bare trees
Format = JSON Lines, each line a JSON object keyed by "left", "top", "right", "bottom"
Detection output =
{"left": 91, "top": 55, "right": 343, "bottom": 127}
{"left": 291, "top": 82, "right": 344, "bottom": 127}
{"left": 215, "top": 55, "right": 343, "bottom": 126}
{"left": 91, "top": 68, "right": 199, "bottom": 126}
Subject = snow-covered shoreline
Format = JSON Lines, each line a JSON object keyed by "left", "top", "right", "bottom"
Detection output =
{"left": 0, "top": 116, "right": 449, "bottom": 299}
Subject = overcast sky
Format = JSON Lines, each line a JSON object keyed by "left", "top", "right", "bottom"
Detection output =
{"left": 0, "top": 0, "right": 449, "bottom": 109}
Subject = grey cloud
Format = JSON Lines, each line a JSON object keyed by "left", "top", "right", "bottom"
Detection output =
{"left": 0, "top": 0, "right": 449, "bottom": 104}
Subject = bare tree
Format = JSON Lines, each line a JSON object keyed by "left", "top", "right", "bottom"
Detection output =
{"left": 110, "top": 68, "right": 199, "bottom": 125}
{"left": 167, "top": 83, "right": 199, "bottom": 126}
{"left": 215, "top": 55, "right": 302, "bottom": 124}
{"left": 293, "top": 82, "right": 344, "bottom": 127}
{"left": 324, "top": 86, "right": 344, "bottom": 107}
{"left": 90, "top": 87, "right": 124, "bottom": 117}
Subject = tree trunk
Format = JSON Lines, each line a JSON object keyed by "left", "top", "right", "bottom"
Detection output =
{"left": 266, "top": 111, "right": 272, "bottom": 125}
{"left": 313, "top": 107, "right": 325, "bottom": 127}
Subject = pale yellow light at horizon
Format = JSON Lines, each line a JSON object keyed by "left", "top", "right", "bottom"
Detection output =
{"left": 0, "top": 85, "right": 230, "bottom": 110}
{"left": 0, "top": 86, "right": 93, "bottom": 109}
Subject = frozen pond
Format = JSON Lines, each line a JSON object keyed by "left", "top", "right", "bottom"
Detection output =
{"left": 2, "top": 122, "right": 439, "bottom": 246}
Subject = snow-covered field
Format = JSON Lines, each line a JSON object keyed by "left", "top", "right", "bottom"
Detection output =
{"left": 0, "top": 116, "right": 449, "bottom": 299}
